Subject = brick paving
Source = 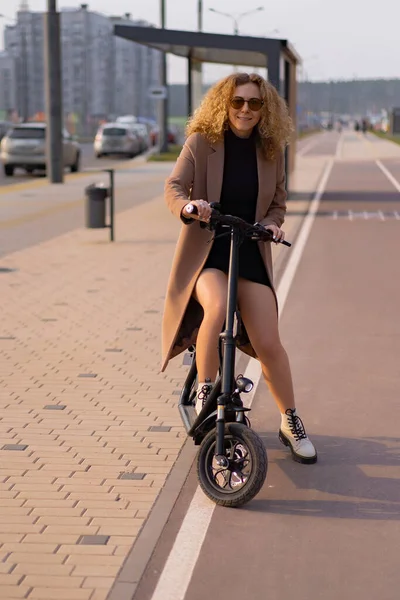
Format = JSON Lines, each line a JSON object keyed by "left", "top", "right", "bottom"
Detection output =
{"left": 0, "top": 147, "right": 329, "bottom": 599}
{"left": 0, "top": 178, "right": 191, "bottom": 599}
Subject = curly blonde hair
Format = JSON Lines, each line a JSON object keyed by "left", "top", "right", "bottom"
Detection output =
{"left": 186, "top": 72, "right": 293, "bottom": 160}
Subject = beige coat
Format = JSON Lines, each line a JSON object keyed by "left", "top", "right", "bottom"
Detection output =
{"left": 161, "top": 132, "right": 287, "bottom": 372}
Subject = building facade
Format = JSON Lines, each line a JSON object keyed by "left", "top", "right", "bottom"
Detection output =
{"left": 4, "top": 10, "right": 45, "bottom": 121}
{"left": 2, "top": 4, "right": 160, "bottom": 134}
{"left": 0, "top": 51, "right": 17, "bottom": 119}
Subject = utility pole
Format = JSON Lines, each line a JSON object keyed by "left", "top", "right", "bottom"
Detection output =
{"left": 198, "top": 0, "right": 203, "bottom": 31}
{"left": 20, "top": 28, "right": 29, "bottom": 121}
{"left": 158, "top": 0, "right": 168, "bottom": 153}
{"left": 44, "top": 0, "right": 63, "bottom": 183}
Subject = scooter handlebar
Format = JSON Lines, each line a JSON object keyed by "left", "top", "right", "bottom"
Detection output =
{"left": 184, "top": 203, "right": 291, "bottom": 247}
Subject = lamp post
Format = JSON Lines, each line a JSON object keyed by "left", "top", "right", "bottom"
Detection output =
{"left": 209, "top": 6, "right": 264, "bottom": 35}
{"left": 44, "top": 0, "right": 63, "bottom": 183}
{"left": 198, "top": 0, "right": 203, "bottom": 31}
{"left": 209, "top": 6, "right": 264, "bottom": 72}
{"left": 158, "top": 0, "right": 168, "bottom": 153}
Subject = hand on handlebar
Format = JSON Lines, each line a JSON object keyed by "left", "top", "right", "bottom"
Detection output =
{"left": 184, "top": 203, "right": 291, "bottom": 246}
{"left": 263, "top": 223, "right": 286, "bottom": 244}
{"left": 183, "top": 200, "right": 212, "bottom": 222}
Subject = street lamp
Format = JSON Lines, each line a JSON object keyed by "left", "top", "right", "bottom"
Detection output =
{"left": 209, "top": 6, "right": 264, "bottom": 35}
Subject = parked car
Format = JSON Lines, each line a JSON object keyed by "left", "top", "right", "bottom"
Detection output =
{"left": 0, "top": 120, "right": 12, "bottom": 142}
{"left": 116, "top": 115, "right": 137, "bottom": 126}
{"left": 150, "top": 125, "right": 179, "bottom": 146}
{"left": 0, "top": 123, "right": 81, "bottom": 176}
{"left": 130, "top": 123, "right": 150, "bottom": 153}
{"left": 94, "top": 123, "right": 140, "bottom": 158}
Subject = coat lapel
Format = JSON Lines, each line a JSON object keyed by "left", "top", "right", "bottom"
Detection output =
{"left": 207, "top": 142, "right": 224, "bottom": 204}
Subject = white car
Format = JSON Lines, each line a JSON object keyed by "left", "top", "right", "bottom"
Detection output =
{"left": 94, "top": 123, "right": 141, "bottom": 158}
{"left": 130, "top": 123, "right": 150, "bottom": 152}
{"left": 0, "top": 123, "right": 81, "bottom": 176}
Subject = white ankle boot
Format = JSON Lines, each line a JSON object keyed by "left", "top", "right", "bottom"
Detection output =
{"left": 279, "top": 408, "right": 317, "bottom": 464}
{"left": 195, "top": 379, "right": 213, "bottom": 415}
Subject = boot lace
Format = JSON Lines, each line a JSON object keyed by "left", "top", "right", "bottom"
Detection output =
{"left": 197, "top": 384, "right": 212, "bottom": 409}
{"left": 285, "top": 409, "right": 307, "bottom": 441}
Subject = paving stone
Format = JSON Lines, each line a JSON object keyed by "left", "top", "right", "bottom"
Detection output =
{"left": 78, "top": 535, "right": 110, "bottom": 546}
{"left": 118, "top": 472, "right": 146, "bottom": 481}
{"left": 147, "top": 426, "right": 172, "bottom": 432}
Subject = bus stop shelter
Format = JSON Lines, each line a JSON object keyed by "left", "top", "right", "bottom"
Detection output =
{"left": 113, "top": 25, "right": 301, "bottom": 179}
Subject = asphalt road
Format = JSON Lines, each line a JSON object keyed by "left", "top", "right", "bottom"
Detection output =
{"left": 0, "top": 133, "right": 327, "bottom": 189}
{"left": 129, "top": 131, "right": 400, "bottom": 600}
{"left": 0, "top": 142, "right": 142, "bottom": 188}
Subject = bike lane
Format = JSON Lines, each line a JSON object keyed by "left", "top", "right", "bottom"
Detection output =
{"left": 131, "top": 134, "right": 400, "bottom": 600}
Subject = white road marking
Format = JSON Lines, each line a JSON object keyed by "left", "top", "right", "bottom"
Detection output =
{"left": 150, "top": 356, "right": 262, "bottom": 600}
{"left": 297, "top": 137, "right": 321, "bottom": 157}
{"left": 376, "top": 160, "right": 400, "bottom": 193}
{"left": 150, "top": 158, "right": 335, "bottom": 600}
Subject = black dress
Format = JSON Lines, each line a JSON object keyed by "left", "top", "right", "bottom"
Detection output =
{"left": 203, "top": 127, "right": 271, "bottom": 287}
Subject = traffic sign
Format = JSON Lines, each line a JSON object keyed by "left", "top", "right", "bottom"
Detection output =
{"left": 148, "top": 86, "right": 168, "bottom": 100}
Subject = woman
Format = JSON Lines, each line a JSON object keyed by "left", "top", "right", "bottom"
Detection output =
{"left": 162, "top": 72, "right": 317, "bottom": 464}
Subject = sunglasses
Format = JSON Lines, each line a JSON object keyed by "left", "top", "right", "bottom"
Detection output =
{"left": 230, "top": 96, "right": 264, "bottom": 111}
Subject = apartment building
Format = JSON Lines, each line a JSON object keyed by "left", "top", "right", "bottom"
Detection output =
{"left": 0, "top": 51, "right": 17, "bottom": 118}
{"left": 2, "top": 4, "right": 160, "bottom": 133}
{"left": 4, "top": 10, "right": 45, "bottom": 120}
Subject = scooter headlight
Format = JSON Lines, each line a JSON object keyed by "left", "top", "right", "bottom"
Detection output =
{"left": 235, "top": 376, "right": 254, "bottom": 393}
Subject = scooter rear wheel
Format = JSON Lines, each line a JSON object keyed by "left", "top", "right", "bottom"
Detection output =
{"left": 197, "top": 423, "right": 267, "bottom": 508}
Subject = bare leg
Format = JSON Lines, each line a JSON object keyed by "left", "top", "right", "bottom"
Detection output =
{"left": 237, "top": 279, "right": 295, "bottom": 413}
{"left": 238, "top": 279, "right": 317, "bottom": 463}
{"left": 193, "top": 268, "right": 227, "bottom": 382}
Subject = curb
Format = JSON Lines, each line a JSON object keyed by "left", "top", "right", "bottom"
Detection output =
{"left": 0, "top": 151, "right": 154, "bottom": 196}
{"left": 107, "top": 439, "right": 197, "bottom": 600}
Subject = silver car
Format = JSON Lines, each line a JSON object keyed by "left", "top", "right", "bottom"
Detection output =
{"left": 0, "top": 120, "right": 12, "bottom": 142}
{"left": 0, "top": 123, "right": 81, "bottom": 177}
{"left": 94, "top": 124, "right": 140, "bottom": 159}
{"left": 130, "top": 123, "right": 150, "bottom": 153}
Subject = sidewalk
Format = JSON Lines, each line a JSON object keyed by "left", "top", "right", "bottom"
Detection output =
{"left": 0, "top": 143, "right": 329, "bottom": 599}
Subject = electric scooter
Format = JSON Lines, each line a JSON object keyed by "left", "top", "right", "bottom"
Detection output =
{"left": 178, "top": 203, "right": 291, "bottom": 507}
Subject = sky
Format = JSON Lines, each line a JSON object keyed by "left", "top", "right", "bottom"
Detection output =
{"left": 1, "top": 0, "right": 400, "bottom": 83}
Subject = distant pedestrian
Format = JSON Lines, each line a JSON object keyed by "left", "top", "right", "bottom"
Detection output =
{"left": 362, "top": 119, "right": 368, "bottom": 134}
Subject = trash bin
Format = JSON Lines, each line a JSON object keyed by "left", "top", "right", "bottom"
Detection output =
{"left": 85, "top": 183, "right": 108, "bottom": 228}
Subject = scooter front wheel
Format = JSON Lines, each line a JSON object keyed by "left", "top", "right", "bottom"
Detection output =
{"left": 197, "top": 423, "right": 267, "bottom": 508}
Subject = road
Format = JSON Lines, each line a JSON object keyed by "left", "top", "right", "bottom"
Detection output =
{"left": 0, "top": 142, "right": 141, "bottom": 188}
{"left": 0, "top": 132, "right": 322, "bottom": 188}
{"left": 123, "top": 130, "right": 400, "bottom": 600}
